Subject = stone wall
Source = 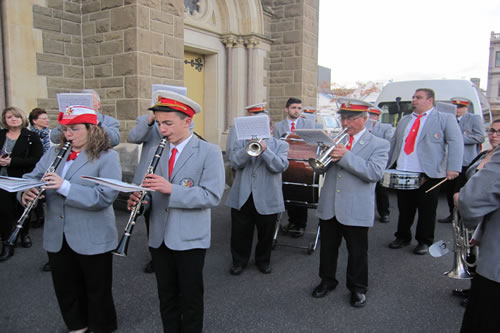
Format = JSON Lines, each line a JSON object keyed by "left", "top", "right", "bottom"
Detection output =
{"left": 262, "top": 0, "right": 319, "bottom": 120}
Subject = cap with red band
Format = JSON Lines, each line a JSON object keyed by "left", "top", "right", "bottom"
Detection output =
{"left": 450, "top": 97, "right": 471, "bottom": 107}
{"left": 368, "top": 107, "right": 382, "bottom": 115}
{"left": 303, "top": 106, "right": 315, "bottom": 114}
{"left": 245, "top": 102, "right": 268, "bottom": 114}
{"left": 58, "top": 106, "right": 98, "bottom": 125}
{"left": 149, "top": 90, "right": 201, "bottom": 117}
{"left": 337, "top": 97, "right": 373, "bottom": 114}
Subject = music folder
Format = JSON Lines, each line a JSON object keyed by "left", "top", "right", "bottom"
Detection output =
{"left": 293, "top": 129, "right": 334, "bottom": 146}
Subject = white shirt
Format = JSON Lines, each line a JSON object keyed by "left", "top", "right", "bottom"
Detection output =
{"left": 168, "top": 134, "right": 193, "bottom": 169}
{"left": 396, "top": 108, "right": 433, "bottom": 173}
{"left": 57, "top": 159, "right": 76, "bottom": 197}
{"left": 287, "top": 118, "right": 297, "bottom": 131}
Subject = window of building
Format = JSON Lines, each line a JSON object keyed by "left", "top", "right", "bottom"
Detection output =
{"left": 497, "top": 51, "right": 500, "bottom": 67}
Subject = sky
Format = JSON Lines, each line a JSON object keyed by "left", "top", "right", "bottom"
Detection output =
{"left": 318, "top": 0, "right": 500, "bottom": 89}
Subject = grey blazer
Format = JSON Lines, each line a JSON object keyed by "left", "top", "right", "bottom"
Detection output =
{"left": 127, "top": 114, "right": 163, "bottom": 185}
{"left": 147, "top": 136, "right": 225, "bottom": 251}
{"left": 458, "top": 113, "right": 485, "bottom": 166}
{"left": 273, "top": 117, "right": 315, "bottom": 139}
{"left": 316, "top": 131, "right": 389, "bottom": 227}
{"left": 458, "top": 148, "right": 500, "bottom": 283}
{"left": 225, "top": 125, "right": 237, "bottom": 162}
{"left": 371, "top": 122, "right": 394, "bottom": 142}
{"left": 20, "top": 146, "right": 121, "bottom": 255}
{"left": 225, "top": 137, "right": 289, "bottom": 215}
{"left": 50, "top": 113, "right": 121, "bottom": 147}
{"left": 387, "top": 110, "right": 464, "bottom": 178}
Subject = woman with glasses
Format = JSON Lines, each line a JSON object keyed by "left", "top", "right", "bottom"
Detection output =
{"left": 20, "top": 106, "right": 121, "bottom": 333}
{"left": 0, "top": 107, "right": 43, "bottom": 261}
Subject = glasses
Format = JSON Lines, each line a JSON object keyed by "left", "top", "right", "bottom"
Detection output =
{"left": 62, "top": 126, "right": 83, "bottom": 133}
{"left": 488, "top": 128, "right": 500, "bottom": 136}
{"left": 340, "top": 115, "right": 362, "bottom": 122}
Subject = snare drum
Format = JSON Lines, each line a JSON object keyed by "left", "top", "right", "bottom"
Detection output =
{"left": 381, "top": 169, "right": 422, "bottom": 190}
{"left": 282, "top": 134, "right": 321, "bottom": 206}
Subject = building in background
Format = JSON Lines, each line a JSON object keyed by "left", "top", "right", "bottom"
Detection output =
{"left": 487, "top": 31, "right": 500, "bottom": 119}
{"left": 0, "top": 0, "right": 319, "bottom": 181}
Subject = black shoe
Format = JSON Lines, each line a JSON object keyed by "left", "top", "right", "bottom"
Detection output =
{"left": 312, "top": 281, "right": 336, "bottom": 298}
{"left": 257, "top": 264, "right": 272, "bottom": 274}
{"left": 379, "top": 215, "right": 390, "bottom": 223}
{"left": 461, "top": 298, "right": 469, "bottom": 307}
{"left": 414, "top": 243, "right": 429, "bottom": 255}
{"left": 229, "top": 265, "right": 244, "bottom": 276}
{"left": 286, "top": 223, "right": 297, "bottom": 233}
{"left": 388, "top": 238, "right": 410, "bottom": 249}
{"left": 350, "top": 292, "right": 367, "bottom": 307}
{"left": 291, "top": 227, "right": 305, "bottom": 238}
{"left": 21, "top": 234, "right": 32, "bottom": 248}
{"left": 452, "top": 288, "right": 470, "bottom": 298}
{"left": 0, "top": 243, "right": 14, "bottom": 262}
{"left": 42, "top": 262, "right": 51, "bottom": 272}
{"left": 144, "top": 260, "right": 154, "bottom": 273}
{"left": 438, "top": 215, "right": 453, "bottom": 223}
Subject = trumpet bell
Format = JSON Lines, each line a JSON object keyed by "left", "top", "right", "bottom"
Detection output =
{"left": 246, "top": 139, "right": 263, "bottom": 157}
{"left": 308, "top": 157, "right": 327, "bottom": 173}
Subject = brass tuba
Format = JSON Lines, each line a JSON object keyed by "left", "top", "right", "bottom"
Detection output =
{"left": 444, "top": 207, "right": 478, "bottom": 279}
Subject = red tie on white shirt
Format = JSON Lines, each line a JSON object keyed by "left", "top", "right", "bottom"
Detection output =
{"left": 346, "top": 136, "right": 354, "bottom": 151}
{"left": 291, "top": 122, "right": 296, "bottom": 132}
{"left": 168, "top": 148, "right": 177, "bottom": 179}
{"left": 67, "top": 150, "right": 80, "bottom": 161}
{"left": 404, "top": 114, "right": 424, "bottom": 155}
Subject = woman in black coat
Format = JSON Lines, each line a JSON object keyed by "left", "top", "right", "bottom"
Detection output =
{"left": 0, "top": 106, "right": 43, "bottom": 261}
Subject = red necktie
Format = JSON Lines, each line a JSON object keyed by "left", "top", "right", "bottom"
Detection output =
{"left": 168, "top": 148, "right": 177, "bottom": 179}
{"left": 291, "top": 122, "right": 296, "bottom": 132}
{"left": 346, "top": 136, "right": 354, "bottom": 151}
{"left": 404, "top": 114, "right": 424, "bottom": 155}
{"left": 67, "top": 150, "right": 80, "bottom": 161}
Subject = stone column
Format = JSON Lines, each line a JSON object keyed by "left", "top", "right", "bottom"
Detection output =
{"left": 245, "top": 37, "right": 258, "bottom": 105}
{"left": 222, "top": 36, "right": 235, "bottom": 130}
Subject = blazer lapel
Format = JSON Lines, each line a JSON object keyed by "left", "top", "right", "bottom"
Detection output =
{"left": 170, "top": 136, "right": 197, "bottom": 181}
{"left": 64, "top": 150, "right": 89, "bottom": 180}
{"left": 352, "top": 131, "right": 371, "bottom": 155}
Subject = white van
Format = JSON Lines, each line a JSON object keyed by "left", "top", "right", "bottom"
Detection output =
{"left": 375, "top": 79, "right": 492, "bottom": 127}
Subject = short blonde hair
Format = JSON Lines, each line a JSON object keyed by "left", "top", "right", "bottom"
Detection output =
{"left": 1, "top": 106, "right": 28, "bottom": 129}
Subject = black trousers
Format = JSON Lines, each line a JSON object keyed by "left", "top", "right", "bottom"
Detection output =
{"left": 461, "top": 274, "right": 500, "bottom": 333}
{"left": 0, "top": 189, "right": 25, "bottom": 240}
{"left": 319, "top": 217, "right": 368, "bottom": 294}
{"left": 150, "top": 244, "right": 206, "bottom": 333}
{"left": 231, "top": 195, "right": 277, "bottom": 267}
{"left": 286, "top": 204, "right": 308, "bottom": 228}
{"left": 47, "top": 238, "right": 117, "bottom": 333}
{"left": 375, "top": 182, "right": 390, "bottom": 217}
{"left": 443, "top": 166, "right": 468, "bottom": 215}
{"left": 395, "top": 177, "right": 441, "bottom": 245}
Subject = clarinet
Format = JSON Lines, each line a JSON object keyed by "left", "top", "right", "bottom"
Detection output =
{"left": 113, "top": 137, "right": 168, "bottom": 257}
{"left": 7, "top": 141, "right": 72, "bottom": 246}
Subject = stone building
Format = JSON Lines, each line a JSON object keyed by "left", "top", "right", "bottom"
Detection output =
{"left": 0, "top": 0, "right": 319, "bottom": 181}
{"left": 487, "top": 31, "right": 500, "bottom": 119}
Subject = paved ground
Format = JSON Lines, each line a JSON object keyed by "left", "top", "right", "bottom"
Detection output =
{"left": 0, "top": 191, "right": 469, "bottom": 332}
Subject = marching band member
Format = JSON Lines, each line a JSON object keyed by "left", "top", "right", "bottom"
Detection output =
{"left": 274, "top": 97, "right": 315, "bottom": 237}
{"left": 21, "top": 106, "right": 121, "bottom": 333}
{"left": 50, "top": 89, "right": 120, "bottom": 147}
{"left": 438, "top": 97, "right": 485, "bottom": 224}
{"left": 226, "top": 116, "right": 289, "bottom": 275}
{"left": 457, "top": 146, "right": 500, "bottom": 332}
{"left": 367, "top": 107, "right": 394, "bottom": 223}
{"left": 127, "top": 91, "right": 225, "bottom": 333}
{"left": 0, "top": 107, "right": 43, "bottom": 261}
{"left": 311, "top": 100, "right": 389, "bottom": 307}
{"left": 387, "top": 88, "right": 463, "bottom": 255}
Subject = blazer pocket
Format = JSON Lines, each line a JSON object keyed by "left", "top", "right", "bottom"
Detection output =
{"left": 87, "top": 217, "right": 116, "bottom": 244}
{"left": 180, "top": 209, "right": 210, "bottom": 241}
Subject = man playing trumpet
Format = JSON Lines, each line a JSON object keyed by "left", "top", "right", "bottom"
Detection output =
{"left": 311, "top": 100, "right": 389, "bottom": 307}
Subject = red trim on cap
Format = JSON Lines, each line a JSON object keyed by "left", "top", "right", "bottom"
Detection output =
{"left": 247, "top": 106, "right": 266, "bottom": 113}
{"left": 154, "top": 97, "right": 195, "bottom": 117}
{"left": 303, "top": 109, "right": 315, "bottom": 114}
{"left": 368, "top": 108, "right": 381, "bottom": 115}
{"left": 58, "top": 113, "right": 98, "bottom": 125}
{"left": 339, "top": 103, "right": 369, "bottom": 112}
{"left": 451, "top": 99, "right": 470, "bottom": 107}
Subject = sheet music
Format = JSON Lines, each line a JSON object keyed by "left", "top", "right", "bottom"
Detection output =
{"left": 56, "top": 93, "right": 93, "bottom": 113}
{"left": 80, "top": 176, "right": 153, "bottom": 192}
{"left": 234, "top": 115, "right": 270, "bottom": 140}
{"left": 0, "top": 176, "right": 46, "bottom": 192}
{"left": 293, "top": 129, "right": 334, "bottom": 146}
{"left": 152, "top": 84, "right": 187, "bottom": 105}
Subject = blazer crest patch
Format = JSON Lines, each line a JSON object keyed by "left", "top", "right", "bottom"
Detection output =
{"left": 180, "top": 178, "right": 194, "bottom": 187}
{"left": 434, "top": 132, "right": 441, "bottom": 140}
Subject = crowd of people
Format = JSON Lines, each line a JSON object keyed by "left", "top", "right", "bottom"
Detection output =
{"left": 0, "top": 87, "right": 498, "bottom": 333}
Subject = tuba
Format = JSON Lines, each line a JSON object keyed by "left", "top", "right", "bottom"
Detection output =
{"left": 444, "top": 208, "right": 478, "bottom": 279}
{"left": 8, "top": 141, "right": 72, "bottom": 246}
{"left": 308, "top": 127, "right": 349, "bottom": 173}
{"left": 113, "top": 137, "right": 168, "bottom": 257}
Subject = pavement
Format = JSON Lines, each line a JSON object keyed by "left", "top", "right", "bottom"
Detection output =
{"left": 0, "top": 191, "right": 469, "bottom": 332}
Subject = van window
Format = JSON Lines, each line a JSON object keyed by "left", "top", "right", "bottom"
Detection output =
{"left": 378, "top": 101, "right": 412, "bottom": 127}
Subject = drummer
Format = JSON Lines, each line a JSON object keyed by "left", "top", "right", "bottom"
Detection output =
{"left": 367, "top": 107, "right": 394, "bottom": 223}
{"left": 274, "top": 97, "right": 315, "bottom": 237}
{"left": 387, "top": 88, "right": 463, "bottom": 255}
{"left": 311, "top": 99, "right": 389, "bottom": 307}
{"left": 226, "top": 116, "right": 289, "bottom": 275}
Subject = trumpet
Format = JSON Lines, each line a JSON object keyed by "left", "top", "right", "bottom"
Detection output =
{"left": 113, "top": 137, "right": 168, "bottom": 257}
{"left": 246, "top": 138, "right": 263, "bottom": 157}
{"left": 8, "top": 141, "right": 72, "bottom": 246}
{"left": 308, "top": 127, "right": 349, "bottom": 173}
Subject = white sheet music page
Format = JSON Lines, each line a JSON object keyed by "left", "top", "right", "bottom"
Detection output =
{"left": 234, "top": 115, "right": 270, "bottom": 141}
{"left": 80, "top": 176, "right": 153, "bottom": 192}
{"left": 293, "top": 129, "right": 334, "bottom": 146}
{"left": 56, "top": 93, "right": 93, "bottom": 113}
